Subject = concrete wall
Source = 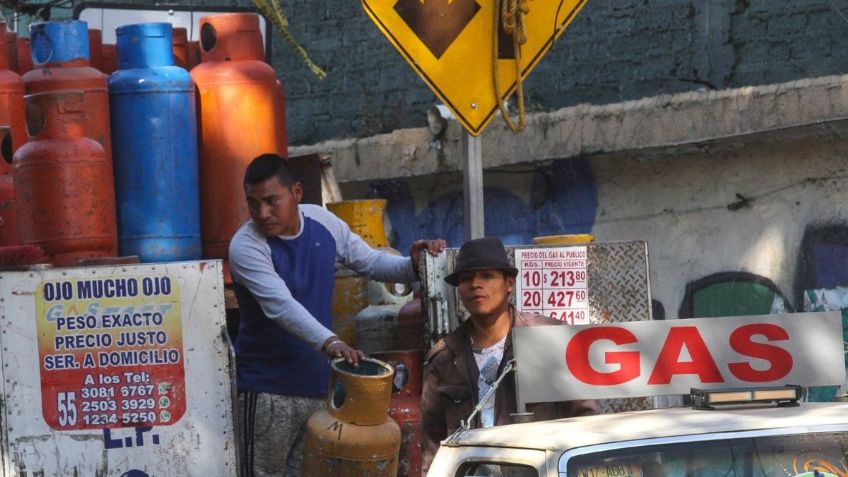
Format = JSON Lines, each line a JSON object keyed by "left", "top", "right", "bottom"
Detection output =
{"left": 343, "top": 120, "right": 848, "bottom": 342}
{"left": 590, "top": 132, "right": 846, "bottom": 321}
{"left": 333, "top": 76, "right": 848, "bottom": 396}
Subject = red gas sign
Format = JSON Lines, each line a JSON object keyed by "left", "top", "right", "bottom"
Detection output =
{"left": 513, "top": 313, "right": 844, "bottom": 402}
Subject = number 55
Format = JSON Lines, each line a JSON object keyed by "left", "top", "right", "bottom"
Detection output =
{"left": 58, "top": 392, "right": 77, "bottom": 426}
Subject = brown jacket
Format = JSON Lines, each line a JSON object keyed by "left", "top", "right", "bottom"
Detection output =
{"left": 420, "top": 309, "right": 600, "bottom": 473}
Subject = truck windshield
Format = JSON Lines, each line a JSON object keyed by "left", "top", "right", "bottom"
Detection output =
{"left": 567, "top": 432, "right": 848, "bottom": 477}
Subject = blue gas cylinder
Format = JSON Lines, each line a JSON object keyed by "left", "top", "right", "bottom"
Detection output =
{"left": 108, "top": 23, "right": 200, "bottom": 262}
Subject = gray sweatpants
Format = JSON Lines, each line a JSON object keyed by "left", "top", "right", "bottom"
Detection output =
{"left": 239, "top": 391, "right": 324, "bottom": 477}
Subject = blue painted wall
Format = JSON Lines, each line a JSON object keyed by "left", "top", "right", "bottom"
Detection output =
{"left": 366, "top": 157, "right": 598, "bottom": 251}
{"left": 347, "top": 141, "right": 848, "bottom": 400}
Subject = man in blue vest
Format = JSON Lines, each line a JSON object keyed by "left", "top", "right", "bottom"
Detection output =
{"left": 229, "top": 153, "right": 445, "bottom": 476}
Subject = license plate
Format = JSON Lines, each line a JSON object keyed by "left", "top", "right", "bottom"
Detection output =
{"left": 577, "top": 462, "right": 643, "bottom": 477}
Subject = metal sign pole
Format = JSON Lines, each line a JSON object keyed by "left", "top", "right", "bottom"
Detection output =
{"left": 463, "top": 131, "right": 485, "bottom": 240}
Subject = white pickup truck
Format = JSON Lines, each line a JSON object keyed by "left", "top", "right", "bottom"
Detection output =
{"left": 428, "top": 392, "right": 848, "bottom": 477}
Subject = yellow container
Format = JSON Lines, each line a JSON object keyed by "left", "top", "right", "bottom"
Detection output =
{"left": 302, "top": 358, "right": 400, "bottom": 477}
{"left": 327, "top": 200, "right": 392, "bottom": 345}
{"left": 532, "top": 234, "right": 594, "bottom": 245}
{"left": 331, "top": 270, "right": 368, "bottom": 345}
{"left": 327, "top": 199, "right": 390, "bottom": 247}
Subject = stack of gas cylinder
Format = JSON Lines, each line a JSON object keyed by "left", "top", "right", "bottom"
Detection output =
{"left": 0, "top": 14, "right": 286, "bottom": 272}
{"left": 328, "top": 199, "right": 427, "bottom": 476}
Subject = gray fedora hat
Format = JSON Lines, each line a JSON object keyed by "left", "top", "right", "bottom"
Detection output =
{"left": 444, "top": 237, "right": 518, "bottom": 286}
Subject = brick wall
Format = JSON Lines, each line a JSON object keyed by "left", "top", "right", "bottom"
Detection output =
{"left": 275, "top": 0, "right": 848, "bottom": 144}
{"left": 6, "top": 0, "right": 848, "bottom": 145}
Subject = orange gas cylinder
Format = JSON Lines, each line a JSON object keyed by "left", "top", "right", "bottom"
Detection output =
{"left": 372, "top": 350, "right": 424, "bottom": 477}
{"left": 100, "top": 43, "right": 116, "bottom": 74}
{"left": 0, "top": 127, "right": 18, "bottom": 246}
{"left": 191, "top": 13, "right": 287, "bottom": 264}
{"left": 24, "top": 21, "right": 113, "bottom": 167}
{"left": 172, "top": 27, "right": 189, "bottom": 69}
{"left": 16, "top": 37, "right": 32, "bottom": 75}
{"left": 303, "top": 358, "right": 401, "bottom": 477}
{"left": 87, "top": 28, "right": 103, "bottom": 72}
{"left": 13, "top": 91, "right": 117, "bottom": 266}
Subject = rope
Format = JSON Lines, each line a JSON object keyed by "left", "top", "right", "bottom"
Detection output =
{"left": 493, "top": 0, "right": 530, "bottom": 132}
{"left": 252, "top": 0, "right": 327, "bottom": 80}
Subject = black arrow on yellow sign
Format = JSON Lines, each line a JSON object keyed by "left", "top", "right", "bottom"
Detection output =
{"left": 364, "top": 0, "right": 591, "bottom": 135}
{"left": 394, "top": 0, "right": 481, "bottom": 59}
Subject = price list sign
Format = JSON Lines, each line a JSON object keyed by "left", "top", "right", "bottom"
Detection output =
{"left": 515, "top": 246, "right": 589, "bottom": 324}
{"left": 35, "top": 275, "right": 186, "bottom": 430}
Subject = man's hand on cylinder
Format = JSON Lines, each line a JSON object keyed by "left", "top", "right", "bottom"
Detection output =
{"left": 322, "top": 336, "right": 365, "bottom": 365}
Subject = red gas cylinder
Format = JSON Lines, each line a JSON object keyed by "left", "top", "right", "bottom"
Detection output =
{"left": 172, "top": 27, "right": 189, "bottom": 69}
{"left": 24, "top": 21, "right": 113, "bottom": 167}
{"left": 191, "top": 13, "right": 287, "bottom": 266}
{"left": 1, "top": 127, "right": 10, "bottom": 161}
{"left": 372, "top": 350, "right": 424, "bottom": 477}
{"left": 100, "top": 43, "right": 116, "bottom": 74}
{"left": 396, "top": 295, "right": 425, "bottom": 350}
{"left": 0, "top": 23, "right": 26, "bottom": 158}
{"left": 13, "top": 91, "right": 117, "bottom": 266}
{"left": 4, "top": 28, "right": 17, "bottom": 73}
{"left": 0, "top": 24, "right": 26, "bottom": 248}
{"left": 187, "top": 40, "right": 200, "bottom": 69}
{"left": 87, "top": 29, "right": 103, "bottom": 72}
{"left": 16, "top": 37, "right": 32, "bottom": 75}
{"left": 0, "top": 127, "right": 18, "bottom": 246}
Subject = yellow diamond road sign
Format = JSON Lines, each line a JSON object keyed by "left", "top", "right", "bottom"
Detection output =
{"left": 362, "top": 0, "right": 590, "bottom": 136}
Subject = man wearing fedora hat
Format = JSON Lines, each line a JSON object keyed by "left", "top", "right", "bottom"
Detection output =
{"left": 420, "top": 237, "right": 600, "bottom": 473}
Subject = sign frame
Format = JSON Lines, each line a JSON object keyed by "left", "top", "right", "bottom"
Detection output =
{"left": 0, "top": 260, "right": 237, "bottom": 476}
{"left": 514, "top": 245, "right": 590, "bottom": 324}
{"left": 513, "top": 312, "right": 845, "bottom": 404}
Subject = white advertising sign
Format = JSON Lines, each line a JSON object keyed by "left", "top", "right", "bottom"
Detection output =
{"left": 513, "top": 312, "right": 845, "bottom": 402}
{"left": 515, "top": 246, "right": 589, "bottom": 324}
{"left": 0, "top": 261, "right": 236, "bottom": 476}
